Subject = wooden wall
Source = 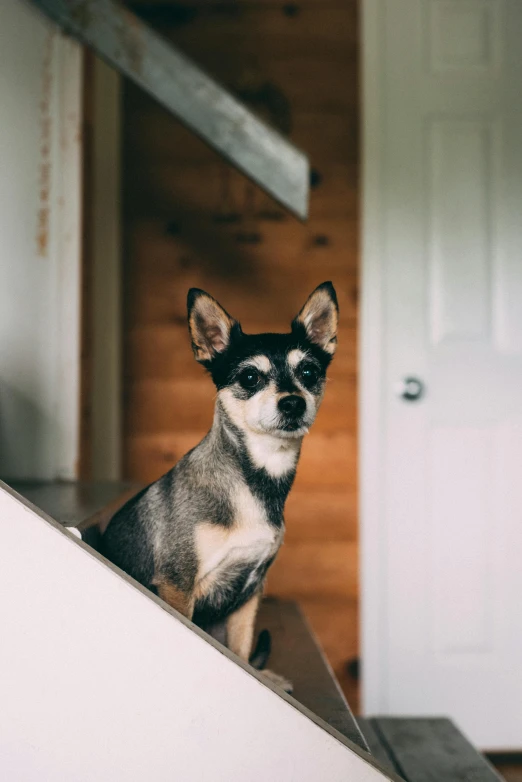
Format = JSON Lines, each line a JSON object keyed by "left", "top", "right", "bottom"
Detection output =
{"left": 123, "top": 0, "right": 359, "bottom": 704}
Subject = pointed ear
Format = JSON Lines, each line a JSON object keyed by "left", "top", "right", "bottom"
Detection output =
{"left": 187, "top": 288, "right": 239, "bottom": 363}
{"left": 292, "top": 282, "right": 339, "bottom": 355}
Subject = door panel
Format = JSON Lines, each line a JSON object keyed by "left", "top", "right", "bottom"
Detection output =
{"left": 362, "top": 0, "right": 522, "bottom": 748}
{"left": 428, "top": 118, "right": 498, "bottom": 344}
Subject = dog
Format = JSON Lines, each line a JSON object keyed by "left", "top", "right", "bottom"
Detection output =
{"left": 100, "top": 282, "right": 338, "bottom": 691}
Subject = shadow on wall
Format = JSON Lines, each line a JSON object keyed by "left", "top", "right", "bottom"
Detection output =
{"left": 0, "top": 380, "right": 61, "bottom": 481}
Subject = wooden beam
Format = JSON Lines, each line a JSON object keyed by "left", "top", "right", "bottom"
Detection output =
{"left": 29, "top": 0, "right": 309, "bottom": 219}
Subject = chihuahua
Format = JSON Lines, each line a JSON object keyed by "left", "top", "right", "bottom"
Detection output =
{"left": 100, "top": 282, "right": 338, "bottom": 690}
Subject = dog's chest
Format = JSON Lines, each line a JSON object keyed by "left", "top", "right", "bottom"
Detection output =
{"left": 194, "top": 485, "right": 282, "bottom": 600}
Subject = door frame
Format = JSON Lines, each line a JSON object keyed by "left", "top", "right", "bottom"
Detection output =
{"left": 89, "top": 56, "right": 122, "bottom": 480}
{"left": 81, "top": 54, "right": 123, "bottom": 480}
{"left": 359, "top": 0, "right": 387, "bottom": 714}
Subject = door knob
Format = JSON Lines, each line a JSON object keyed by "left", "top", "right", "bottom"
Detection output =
{"left": 396, "top": 376, "right": 424, "bottom": 401}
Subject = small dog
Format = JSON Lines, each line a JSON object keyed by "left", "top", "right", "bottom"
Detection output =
{"left": 100, "top": 282, "right": 338, "bottom": 689}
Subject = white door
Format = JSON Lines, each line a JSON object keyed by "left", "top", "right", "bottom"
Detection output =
{"left": 361, "top": 0, "right": 522, "bottom": 749}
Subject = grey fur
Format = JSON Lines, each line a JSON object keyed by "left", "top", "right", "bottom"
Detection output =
{"left": 101, "top": 403, "right": 287, "bottom": 626}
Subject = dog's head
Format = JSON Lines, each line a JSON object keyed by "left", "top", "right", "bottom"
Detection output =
{"left": 187, "top": 283, "right": 338, "bottom": 439}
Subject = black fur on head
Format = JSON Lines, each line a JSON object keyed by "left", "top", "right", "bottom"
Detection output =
{"left": 187, "top": 283, "right": 339, "bottom": 438}
{"left": 187, "top": 282, "right": 338, "bottom": 386}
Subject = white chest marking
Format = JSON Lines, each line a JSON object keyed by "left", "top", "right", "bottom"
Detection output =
{"left": 245, "top": 430, "right": 300, "bottom": 477}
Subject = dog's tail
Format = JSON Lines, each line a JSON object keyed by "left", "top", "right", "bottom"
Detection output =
{"left": 249, "top": 629, "right": 271, "bottom": 670}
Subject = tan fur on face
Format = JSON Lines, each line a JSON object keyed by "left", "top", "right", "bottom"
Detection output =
{"left": 287, "top": 348, "right": 308, "bottom": 368}
{"left": 220, "top": 382, "right": 311, "bottom": 438}
{"left": 295, "top": 287, "right": 338, "bottom": 354}
{"left": 238, "top": 355, "right": 271, "bottom": 373}
{"left": 244, "top": 382, "right": 281, "bottom": 432}
{"left": 219, "top": 386, "right": 305, "bottom": 474}
{"left": 218, "top": 372, "right": 314, "bottom": 460}
{"left": 219, "top": 387, "right": 248, "bottom": 429}
{"left": 290, "top": 376, "right": 325, "bottom": 418}
{"left": 219, "top": 383, "right": 280, "bottom": 434}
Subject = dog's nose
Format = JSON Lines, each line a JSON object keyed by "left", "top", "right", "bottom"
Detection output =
{"left": 278, "top": 394, "right": 306, "bottom": 417}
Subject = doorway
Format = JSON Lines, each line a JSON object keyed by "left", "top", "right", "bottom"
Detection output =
{"left": 119, "top": 0, "right": 361, "bottom": 706}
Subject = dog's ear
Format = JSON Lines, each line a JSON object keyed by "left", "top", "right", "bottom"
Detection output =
{"left": 187, "top": 288, "right": 240, "bottom": 363}
{"left": 292, "top": 281, "right": 338, "bottom": 355}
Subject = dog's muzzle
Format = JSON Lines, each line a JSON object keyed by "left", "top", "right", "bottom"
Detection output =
{"left": 278, "top": 394, "right": 306, "bottom": 426}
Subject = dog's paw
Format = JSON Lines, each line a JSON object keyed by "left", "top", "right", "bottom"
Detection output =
{"left": 261, "top": 669, "right": 293, "bottom": 694}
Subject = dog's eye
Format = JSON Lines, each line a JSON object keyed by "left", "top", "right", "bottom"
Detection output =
{"left": 299, "top": 363, "right": 320, "bottom": 387}
{"left": 237, "top": 368, "right": 263, "bottom": 390}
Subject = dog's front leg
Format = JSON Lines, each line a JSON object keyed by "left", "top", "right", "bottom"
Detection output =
{"left": 154, "top": 578, "right": 195, "bottom": 620}
{"left": 226, "top": 592, "right": 261, "bottom": 661}
{"left": 227, "top": 594, "right": 293, "bottom": 693}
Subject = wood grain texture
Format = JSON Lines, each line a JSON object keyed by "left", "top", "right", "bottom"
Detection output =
{"left": 256, "top": 598, "right": 367, "bottom": 751}
{"left": 298, "top": 597, "right": 360, "bottom": 714}
{"left": 122, "top": 0, "right": 359, "bottom": 699}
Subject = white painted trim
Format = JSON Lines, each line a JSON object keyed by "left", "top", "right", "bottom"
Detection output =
{"left": 0, "top": 480, "right": 400, "bottom": 782}
{"left": 53, "top": 35, "right": 84, "bottom": 479}
{"left": 90, "top": 57, "right": 122, "bottom": 480}
{"left": 359, "top": 0, "right": 387, "bottom": 714}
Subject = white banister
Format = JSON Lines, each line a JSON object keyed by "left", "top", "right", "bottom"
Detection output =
{"left": 0, "top": 480, "right": 395, "bottom": 781}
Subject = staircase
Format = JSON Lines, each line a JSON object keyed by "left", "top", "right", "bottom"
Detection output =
{"left": 0, "top": 479, "right": 397, "bottom": 781}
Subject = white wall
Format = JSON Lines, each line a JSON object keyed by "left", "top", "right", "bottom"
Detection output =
{"left": 0, "top": 481, "right": 397, "bottom": 782}
{"left": 0, "top": 0, "right": 83, "bottom": 480}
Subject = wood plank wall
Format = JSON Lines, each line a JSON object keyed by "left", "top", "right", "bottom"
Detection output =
{"left": 123, "top": 0, "right": 359, "bottom": 706}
